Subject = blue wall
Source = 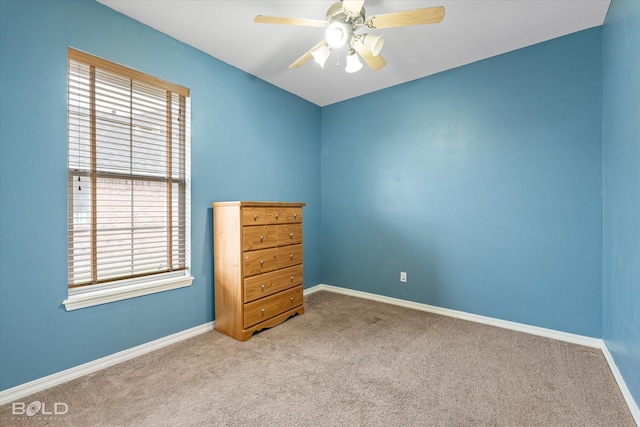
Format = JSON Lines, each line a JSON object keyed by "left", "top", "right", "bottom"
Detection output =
{"left": 1, "top": 0, "right": 638, "bottom": 411}
{"left": 321, "top": 28, "right": 603, "bottom": 337}
{"left": 602, "top": 0, "right": 640, "bottom": 407}
{"left": 0, "top": 0, "right": 321, "bottom": 391}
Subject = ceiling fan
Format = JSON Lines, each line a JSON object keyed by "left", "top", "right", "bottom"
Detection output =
{"left": 254, "top": 0, "right": 445, "bottom": 73}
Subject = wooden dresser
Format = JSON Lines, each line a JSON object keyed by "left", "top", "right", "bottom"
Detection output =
{"left": 212, "top": 201, "right": 305, "bottom": 341}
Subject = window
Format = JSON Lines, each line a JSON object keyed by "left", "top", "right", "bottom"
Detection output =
{"left": 64, "top": 48, "right": 193, "bottom": 310}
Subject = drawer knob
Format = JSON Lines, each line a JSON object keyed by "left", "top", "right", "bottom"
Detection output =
{"left": 290, "top": 275, "right": 294, "bottom": 282}
{"left": 260, "top": 260, "right": 264, "bottom": 266}
{"left": 275, "top": 213, "right": 280, "bottom": 219}
{"left": 290, "top": 297, "right": 295, "bottom": 302}
{"left": 289, "top": 254, "right": 294, "bottom": 260}
{"left": 261, "top": 308, "right": 266, "bottom": 314}
{"left": 253, "top": 214, "right": 258, "bottom": 220}
{"left": 260, "top": 235, "right": 264, "bottom": 242}
{"left": 289, "top": 232, "right": 294, "bottom": 239}
{"left": 294, "top": 213, "right": 297, "bottom": 219}
{"left": 261, "top": 284, "right": 266, "bottom": 289}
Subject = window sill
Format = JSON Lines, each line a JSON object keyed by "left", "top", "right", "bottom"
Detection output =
{"left": 63, "top": 274, "right": 194, "bottom": 311}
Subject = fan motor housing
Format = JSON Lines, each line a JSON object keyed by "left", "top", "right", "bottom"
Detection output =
{"left": 326, "top": 2, "right": 365, "bottom": 27}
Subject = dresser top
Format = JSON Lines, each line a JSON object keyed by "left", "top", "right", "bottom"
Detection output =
{"left": 212, "top": 201, "right": 306, "bottom": 208}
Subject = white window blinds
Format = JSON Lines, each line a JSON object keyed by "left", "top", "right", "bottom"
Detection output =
{"left": 67, "top": 48, "right": 190, "bottom": 289}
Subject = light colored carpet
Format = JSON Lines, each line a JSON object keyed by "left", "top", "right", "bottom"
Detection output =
{"left": 1, "top": 290, "right": 635, "bottom": 426}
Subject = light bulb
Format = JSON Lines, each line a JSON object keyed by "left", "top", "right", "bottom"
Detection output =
{"left": 326, "top": 21, "right": 350, "bottom": 49}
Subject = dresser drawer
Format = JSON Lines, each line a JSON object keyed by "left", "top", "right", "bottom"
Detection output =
{"left": 244, "top": 285, "right": 303, "bottom": 328}
{"left": 286, "top": 207, "right": 303, "bottom": 223}
{"left": 243, "top": 207, "right": 266, "bottom": 225}
{"left": 277, "top": 244, "right": 303, "bottom": 268}
{"left": 243, "top": 247, "right": 277, "bottom": 276}
{"left": 243, "top": 225, "right": 277, "bottom": 251}
{"left": 265, "top": 207, "right": 287, "bottom": 224}
{"left": 244, "top": 265, "right": 303, "bottom": 303}
{"left": 276, "top": 223, "right": 303, "bottom": 246}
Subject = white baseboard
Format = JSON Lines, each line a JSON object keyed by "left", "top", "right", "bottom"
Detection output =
{"left": 601, "top": 344, "right": 640, "bottom": 425}
{"left": 305, "top": 284, "right": 639, "bottom": 425}
{"left": 0, "top": 321, "right": 214, "bottom": 406}
{"left": 305, "top": 284, "right": 602, "bottom": 346}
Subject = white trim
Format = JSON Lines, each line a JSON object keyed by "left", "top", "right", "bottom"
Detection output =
{"left": 63, "top": 275, "right": 194, "bottom": 311}
{"left": 0, "top": 321, "right": 213, "bottom": 406}
{"left": 305, "top": 284, "right": 640, "bottom": 423}
{"left": 303, "top": 284, "right": 325, "bottom": 296}
{"left": 306, "top": 284, "right": 601, "bottom": 347}
{"left": 601, "top": 344, "right": 640, "bottom": 425}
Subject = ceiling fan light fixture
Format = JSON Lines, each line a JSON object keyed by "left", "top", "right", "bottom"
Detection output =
{"left": 311, "top": 42, "right": 332, "bottom": 67}
{"left": 362, "top": 33, "right": 385, "bottom": 56}
{"left": 326, "top": 21, "right": 350, "bottom": 48}
{"left": 254, "top": 2, "right": 445, "bottom": 73}
{"left": 345, "top": 49, "right": 363, "bottom": 73}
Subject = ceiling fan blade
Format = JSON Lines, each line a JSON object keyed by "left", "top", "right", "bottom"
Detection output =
{"left": 289, "top": 40, "right": 328, "bottom": 69}
{"left": 353, "top": 41, "right": 386, "bottom": 71}
{"left": 342, "top": 0, "right": 366, "bottom": 16}
{"left": 254, "top": 15, "right": 327, "bottom": 28}
{"left": 366, "top": 6, "right": 445, "bottom": 29}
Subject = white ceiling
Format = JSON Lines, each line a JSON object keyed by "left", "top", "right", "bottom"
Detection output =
{"left": 97, "top": 0, "right": 610, "bottom": 107}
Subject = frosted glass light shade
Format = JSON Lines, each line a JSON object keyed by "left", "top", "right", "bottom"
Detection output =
{"left": 311, "top": 43, "right": 331, "bottom": 68}
{"left": 362, "top": 33, "right": 385, "bottom": 56}
{"left": 345, "top": 50, "right": 363, "bottom": 73}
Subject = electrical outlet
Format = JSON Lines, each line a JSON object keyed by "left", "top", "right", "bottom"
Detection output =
{"left": 400, "top": 272, "right": 407, "bottom": 282}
